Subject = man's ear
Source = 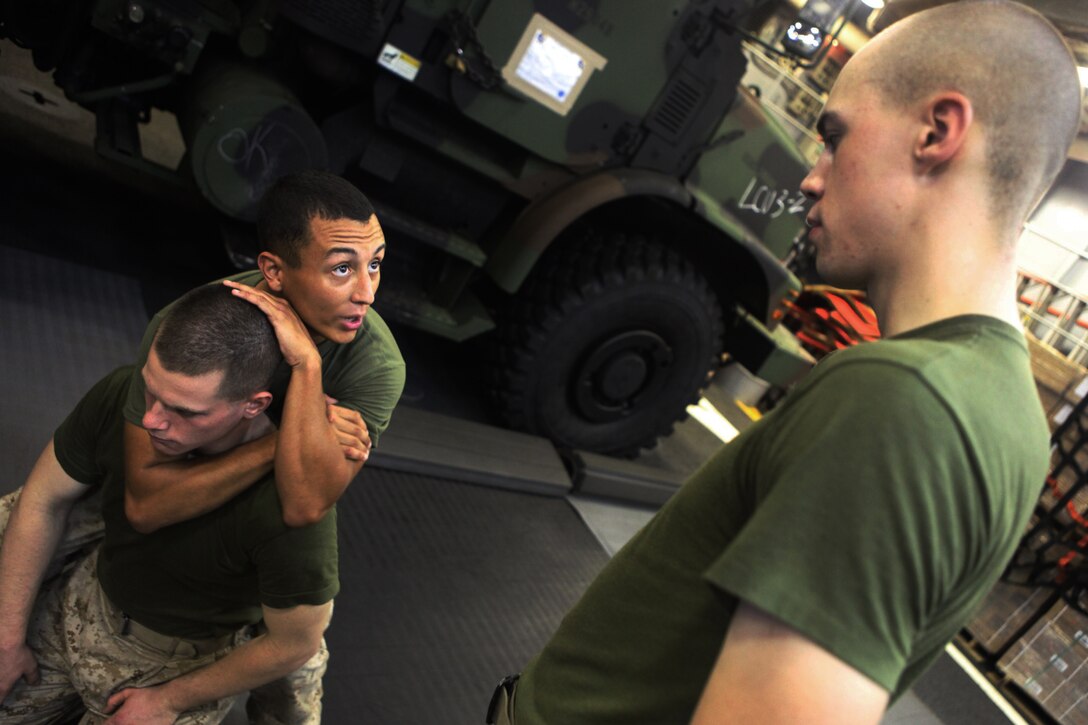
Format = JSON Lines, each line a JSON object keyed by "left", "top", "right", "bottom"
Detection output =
{"left": 242, "top": 391, "right": 274, "bottom": 418}
{"left": 914, "top": 92, "right": 973, "bottom": 172}
{"left": 257, "top": 252, "right": 286, "bottom": 293}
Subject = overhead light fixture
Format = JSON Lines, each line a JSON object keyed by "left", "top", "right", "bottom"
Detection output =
{"left": 860, "top": 0, "right": 885, "bottom": 7}
{"left": 1079, "top": 66, "right": 1088, "bottom": 88}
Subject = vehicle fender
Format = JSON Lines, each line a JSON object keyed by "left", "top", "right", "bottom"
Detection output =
{"left": 485, "top": 169, "right": 688, "bottom": 294}
{"left": 485, "top": 168, "right": 800, "bottom": 321}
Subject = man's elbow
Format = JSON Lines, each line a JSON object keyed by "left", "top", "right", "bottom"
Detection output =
{"left": 282, "top": 502, "right": 329, "bottom": 528}
{"left": 275, "top": 615, "right": 330, "bottom": 673}
{"left": 123, "top": 492, "right": 162, "bottom": 534}
{"left": 284, "top": 634, "right": 324, "bottom": 672}
{"left": 280, "top": 466, "right": 354, "bottom": 527}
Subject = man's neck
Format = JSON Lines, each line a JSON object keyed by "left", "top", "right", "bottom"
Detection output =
{"left": 873, "top": 284, "right": 1021, "bottom": 338}
{"left": 867, "top": 225, "right": 1022, "bottom": 338}
{"left": 198, "top": 416, "right": 268, "bottom": 457}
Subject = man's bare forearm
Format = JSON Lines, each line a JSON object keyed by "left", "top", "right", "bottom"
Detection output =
{"left": 122, "top": 423, "right": 276, "bottom": 533}
{"left": 112, "top": 602, "right": 331, "bottom": 719}
{"left": 155, "top": 627, "right": 312, "bottom": 710}
{"left": 275, "top": 362, "right": 362, "bottom": 526}
{"left": 0, "top": 442, "right": 84, "bottom": 648}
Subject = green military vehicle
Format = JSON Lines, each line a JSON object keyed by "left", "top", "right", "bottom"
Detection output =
{"left": 1, "top": 0, "right": 815, "bottom": 456}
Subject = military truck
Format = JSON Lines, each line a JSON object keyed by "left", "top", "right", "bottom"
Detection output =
{"left": 0, "top": 0, "right": 815, "bottom": 456}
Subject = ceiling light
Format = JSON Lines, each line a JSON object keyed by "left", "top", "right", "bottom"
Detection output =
{"left": 1079, "top": 66, "right": 1088, "bottom": 88}
{"left": 860, "top": 0, "right": 885, "bottom": 8}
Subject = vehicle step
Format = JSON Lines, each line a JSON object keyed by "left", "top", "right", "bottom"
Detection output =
{"left": 369, "top": 406, "right": 572, "bottom": 497}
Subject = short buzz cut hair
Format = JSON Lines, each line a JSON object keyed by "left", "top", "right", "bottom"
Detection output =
{"left": 152, "top": 284, "right": 282, "bottom": 401}
{"left": 861, "top": 0, "right": 1082, "bottom": 225}
{"left": 256, "top": 170, "right": 377, "bottom": 267}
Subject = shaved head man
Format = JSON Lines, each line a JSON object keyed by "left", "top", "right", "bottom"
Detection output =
{"left": 486, "top": 3, "right": 1084, "bottom": 723}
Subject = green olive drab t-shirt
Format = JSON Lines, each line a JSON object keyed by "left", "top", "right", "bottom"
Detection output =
{"left": 122, "top": 269, "right": 406, "bottom": 445}
{"left": 515, "top": 315, "right": 1049, "bottom": 723}
{"left": 54, "top": 366, "right": 340, "bottom": 640}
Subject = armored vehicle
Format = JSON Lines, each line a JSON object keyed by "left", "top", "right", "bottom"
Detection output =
{"left": 1, "top": 0, "right": 815, "bottom": 456}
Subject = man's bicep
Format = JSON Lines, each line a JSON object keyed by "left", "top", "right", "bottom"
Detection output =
{"left": 261, "top": 601, "right": 333, "bottom": 646}
{"left": 691, "top": 601, "right": 888, "bottom": 725}
{"left": 25, "top": 439, "right": 92, "bottom": 507}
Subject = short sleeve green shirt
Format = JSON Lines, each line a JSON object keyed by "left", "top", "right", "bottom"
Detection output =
{"left": 515, "top": 315, "right": 1049, "bottom": 723}
{"left": 122, "top": 270, "right": 406, "bottom": 445}
{"left": 55, "top": 367, "right": 340, "bottom": 640}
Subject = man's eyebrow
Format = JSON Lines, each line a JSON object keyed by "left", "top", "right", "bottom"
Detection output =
{"left": 324, "top": 243, "right": 386, "bottom": 259}
{"left": 142, "top": 367, "right": 207, "bottom": 416}
{"left": 156, "top": 394, "right": 206, "bottom": 417}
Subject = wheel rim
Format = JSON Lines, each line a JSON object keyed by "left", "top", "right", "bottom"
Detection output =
{"left": 573, "top": 330, "right": 674, "bottom": 422}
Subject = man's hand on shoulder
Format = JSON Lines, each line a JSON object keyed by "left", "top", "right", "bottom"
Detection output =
{"left": 0, "top": 642, "right": 39, "bottom": 704}
{"left": 104, "top": 685, "right": 180, "bottom": 724}
{"left": 223, "top": 280, "right": 320, "bottom": 369}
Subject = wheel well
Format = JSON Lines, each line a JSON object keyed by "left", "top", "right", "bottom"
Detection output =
{"left": 569, "top": 197, "right": 772, "bottom": 323}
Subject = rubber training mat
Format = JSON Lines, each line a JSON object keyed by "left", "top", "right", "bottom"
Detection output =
{"left": 0, "top": 243, "right": 148, "bottom": 487}
{"left": 324, "top": 467, "right": 610, "bottom": 724}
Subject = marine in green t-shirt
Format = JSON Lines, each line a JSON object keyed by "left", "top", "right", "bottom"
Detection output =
{"left": 513, "top": 317, "right": 1048, "bottom": 723}
{"left": 491, "top": 2, "right": 1079, "bottom": 721}
{"left": 0, "top": 284, "right": 339, "bottom": 721}
{"left": 61, "top": 367, "right": 339, "bottom": 640}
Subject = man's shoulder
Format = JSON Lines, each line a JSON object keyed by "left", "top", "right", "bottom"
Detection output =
{"left": 77, "top": 366, "right": 138, "bottom": 417}
{"left": 54, "top": 366, "right": 135, "bottom": 481}
{"left": 226, "top": 269, "right": 264, "bottom": 287}
{"left": 813, "top": 316, "right": 1027, "bottom": 386}
{"left": 143, "top": 272, "right": 261, "bottom": 326}
{"left": 358, "top": 307, "right": 400, "bottom": 353}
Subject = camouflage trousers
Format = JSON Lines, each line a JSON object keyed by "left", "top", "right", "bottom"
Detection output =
{"left": 0, "top": 548, "right": 242, "bottom": 724}
{"left": 0, "top": 488, "right": 328, "bottom": 724}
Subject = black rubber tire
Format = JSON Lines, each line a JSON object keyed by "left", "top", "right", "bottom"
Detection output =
{"left": 491, "top": 230, "right": 725, "bottom": 457}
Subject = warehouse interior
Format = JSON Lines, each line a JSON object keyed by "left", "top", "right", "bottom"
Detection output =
{"left": 2, "top": 0, "right": 1088, "bottom": 722}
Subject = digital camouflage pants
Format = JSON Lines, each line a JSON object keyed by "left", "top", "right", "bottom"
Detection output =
{"left": 0, "top": 488, "right": 328, "bottom": 724}
{"left": 0, "top": 549, "right": 241, "bottom": 724}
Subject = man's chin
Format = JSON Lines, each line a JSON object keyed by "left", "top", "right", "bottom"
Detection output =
{"left": 814, "top": 261, "right": 864, "bottom": 292}
{"left": 319, "top": 327, "right": 359, "bottom": 345}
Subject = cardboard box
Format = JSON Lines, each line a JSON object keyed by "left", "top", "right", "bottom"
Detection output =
{"left": 966, "top": 581, "right": 1052, "bottom": 653}
{"left": 999, "top": 601, "right": 1088, "bottom": 723}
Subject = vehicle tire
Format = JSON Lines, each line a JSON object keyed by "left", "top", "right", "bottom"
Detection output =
{"left": 492, "top": 230, "right": 725, "bottom": 457}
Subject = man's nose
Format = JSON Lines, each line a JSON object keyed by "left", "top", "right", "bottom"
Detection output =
{"left": 143, "top": 403, "right": 168, "bottom": 431}
{"left": 800, "top": 156, "right": 826, "bottom": 201}
{"left": 351, "top": 273, "right": 375, "bottom": 305}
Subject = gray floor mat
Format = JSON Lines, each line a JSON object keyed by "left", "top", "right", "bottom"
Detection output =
{"left": 326, "top": 468, "right": 609, "bottom": 724}
{"left": 0, "top": 244, "right": 147, "bottom": 488}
